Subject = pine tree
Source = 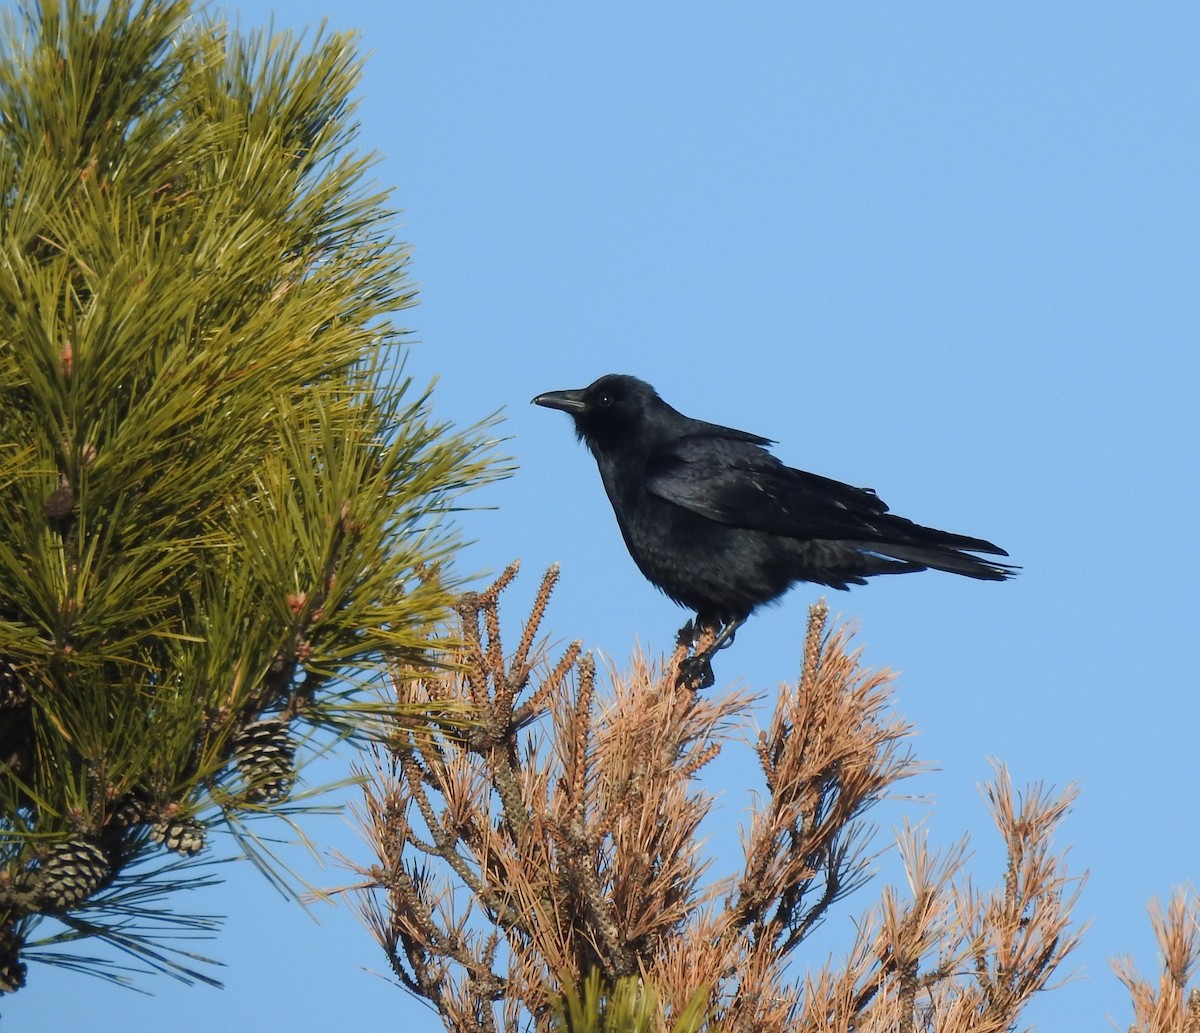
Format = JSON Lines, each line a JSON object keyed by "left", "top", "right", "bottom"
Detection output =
{"left": 0, "top": 0, "right": 501, "bottom": 992}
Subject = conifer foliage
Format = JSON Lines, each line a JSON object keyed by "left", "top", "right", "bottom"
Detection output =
{"left": 0, "top": 0, "right": 498, "bottom": 991}
{"left": 351, "top": 567, "right": 1084, "bottom": 1032}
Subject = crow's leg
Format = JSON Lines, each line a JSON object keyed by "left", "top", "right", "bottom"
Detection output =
{"left": 677, "top": 617, "right": 746, "bottom": 689}
{"left": 708, "top": 617, "right": 745, "bottom": 655}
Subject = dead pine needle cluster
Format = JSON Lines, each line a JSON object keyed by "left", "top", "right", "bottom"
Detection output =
{"left": 348, "top": 563, "right": 1085, "bottom": 1033}
{"left": 1113, "top": 890, "right": 1200, "bottom": 1033}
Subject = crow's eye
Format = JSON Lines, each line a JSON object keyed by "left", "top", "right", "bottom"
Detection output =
{"left": 597, "top": 393, "right": 614, "bottom": 407}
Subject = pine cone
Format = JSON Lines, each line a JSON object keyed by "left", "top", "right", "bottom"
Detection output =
{"left": 0, "top": 657, "right": 23, "bottom": 708}
{"left": 233, "top": 718, "right": 296, "bottom": 803}
{"left": 107, "top": 792, "right": 149, "bottom": 830}
{"left": 150, "top": 817, "right": 206, "bottom": 856}
{"left": 0, "top": 932, "right": 26, "bottom": 994}
{"left": 33, "top": 839, "right": 112, "bottom": 911}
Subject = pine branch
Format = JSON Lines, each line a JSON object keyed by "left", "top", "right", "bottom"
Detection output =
{"left": 0, "top": 0, "right": 505, "bottom": 991}
{"left": 347, "top": 567, "right": 1088, "bottom": 1033}
{"left": 1113, "top": 890, "right": 1200, "bottom": 1032}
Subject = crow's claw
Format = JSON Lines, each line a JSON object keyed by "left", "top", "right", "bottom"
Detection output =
{"left": 677, "top": 654, "right": 715, "bottom": 690}
{"left": 675, "top": 619, "right": 697, "bottom": 649}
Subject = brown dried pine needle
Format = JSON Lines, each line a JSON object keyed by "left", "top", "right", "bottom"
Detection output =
{"left": 1114, "top": 890, "right": 1200, "bottom": 1033}
{"left": 343, "top": 566, "right": 1088, "bottom": 1033}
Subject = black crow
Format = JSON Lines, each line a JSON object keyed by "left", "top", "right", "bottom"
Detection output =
{"left": 533, "top": 374, "right": 1015, "bottom": 685}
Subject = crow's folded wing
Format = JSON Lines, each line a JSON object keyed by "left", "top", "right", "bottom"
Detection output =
{"left": 644, "top": 435, "right": 891, "bottom": 539}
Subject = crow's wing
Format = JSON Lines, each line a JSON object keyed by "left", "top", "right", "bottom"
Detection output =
{"left": 644, "top": 434, "right": 891, "bottom": 539}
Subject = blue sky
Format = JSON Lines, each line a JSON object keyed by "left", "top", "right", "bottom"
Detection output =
{"left": 7, "top": 3, "right": 1199, "bottom": 1030}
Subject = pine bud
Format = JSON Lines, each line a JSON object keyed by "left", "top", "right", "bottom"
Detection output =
{"left": 43, "top": 485, "right": 76, "bottom": 522}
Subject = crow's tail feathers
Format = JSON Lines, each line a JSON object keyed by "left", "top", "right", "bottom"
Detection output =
{"left": 858, "top": 516, "right": 1019, "bottom": 581}
{"left": 871, "top": 541, "right": 1018, "bottom": 581}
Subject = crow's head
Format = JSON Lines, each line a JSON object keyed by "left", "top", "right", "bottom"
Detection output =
{"left": 532, "top": 374, "right": 663, "bottom": 452}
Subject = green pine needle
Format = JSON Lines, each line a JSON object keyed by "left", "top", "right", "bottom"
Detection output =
{"left": 0, "top": 0, "right": 506, "bottom": 992}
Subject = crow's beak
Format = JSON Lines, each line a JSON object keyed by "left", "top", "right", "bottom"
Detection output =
{"left": 532, "top": 388, "right": 588, "bottom": 414}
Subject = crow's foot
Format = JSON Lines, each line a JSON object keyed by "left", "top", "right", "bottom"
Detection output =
{"left": 675, "top": 616, "right": 746, "bottom": 689}
{"left": 677, "top": 654, "right": 715, "bottom": 690}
